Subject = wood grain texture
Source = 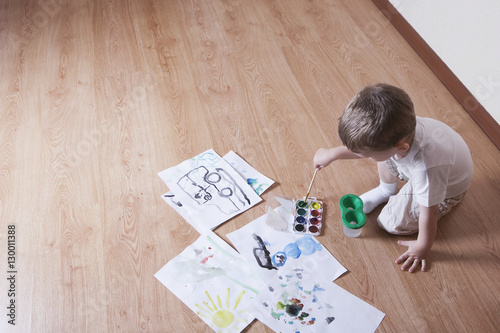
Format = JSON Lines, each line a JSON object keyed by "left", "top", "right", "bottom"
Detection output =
{"left": 0, "top": 0, "right": 499, "bottom": 332}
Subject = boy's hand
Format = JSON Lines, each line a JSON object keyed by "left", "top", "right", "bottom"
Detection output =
{"left": 395, "top": 240, "right": 429, "bottom": 273}
{"left": 397, "top": 205, "right": 437, "bottom": 273}
{"left": 313, "top": 148, "right": 332, "bottom": 169}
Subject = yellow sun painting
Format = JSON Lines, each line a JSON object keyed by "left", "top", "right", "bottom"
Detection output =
{"left": 195, "top": 288, "right": 249, "bottom": 332}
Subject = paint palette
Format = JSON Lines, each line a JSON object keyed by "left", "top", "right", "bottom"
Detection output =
{"left": 265, "top": 192, "right": 323, "bottom": 236}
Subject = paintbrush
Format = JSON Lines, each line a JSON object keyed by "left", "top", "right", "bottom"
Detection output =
{"left": 303, "top": 168, "right": 319, "bottom": 203}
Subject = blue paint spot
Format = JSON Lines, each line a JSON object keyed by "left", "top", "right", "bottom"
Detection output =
{"left": 312, "top": 284, "right": 326, "bottom": 292}
{"left": 272, "top": 251, "right": 287, "bottom": 267}
{"left": 296, "top": 236, "right": 322, "bottom": 255}
{"left": 270, "top": 237, "right": 323, "bottom": 270}
{"left": 284, "top": 243, "right": 301, "bottom": 259}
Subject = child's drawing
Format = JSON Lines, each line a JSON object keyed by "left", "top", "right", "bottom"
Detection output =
{"left": 196, "top": 289, "right": 249, "bottom": 331}
{"left": 252, "top": 233, "right": 323, "bottom": 270}
{"left": 223, "top": 151, "right": 274, "bottom": 195}
{"left": 158, "top": 149, "right": 262, "bottom": 232}
{"left": 251, "top": 264, "right": 385, "bottom": 333}
{"left": 177, "top": 165, "right": 251, "bottom": 214}
{"left": 155, "top": 231, "right": 267, "bottom": 333}
{"left": 162, "top": 192, "right": 183, "bottom": 207}
{"left": 227, "top": 215, "right": 346, "bottom": 283}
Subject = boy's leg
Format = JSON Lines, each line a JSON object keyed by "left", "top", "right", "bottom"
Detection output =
{"left": 360, "top": 161, "right": 398, "bottom": 214}
{"left": 377, "top": 184, "right": 468, "bottom": 235}
{"left": 376, "top": 181, "right": 419, "bottom": 235}
{"left": 437, "top": 192, "right": 467, "bottom": 219}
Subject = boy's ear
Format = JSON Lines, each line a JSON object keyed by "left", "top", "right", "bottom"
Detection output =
{"left": 395, "top": 141, "right": 410, "bottom": 151}
{"left": 394, "top": 136, "right": 412, "bottom": 151}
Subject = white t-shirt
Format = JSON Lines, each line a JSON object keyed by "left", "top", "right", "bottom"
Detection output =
{"left": 391, "top": 117, "right": 473, "bottom": 207}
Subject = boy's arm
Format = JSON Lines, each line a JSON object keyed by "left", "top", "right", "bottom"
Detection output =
{"left": 396, "top": 204, "right": 438, "bottom": 273}
{"left": 314, "top": 146, "right": 362, "bottom": 169}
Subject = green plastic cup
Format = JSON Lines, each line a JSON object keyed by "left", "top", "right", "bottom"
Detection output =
{"left": 339, "top": 194, "right": 366, "bottom": 238}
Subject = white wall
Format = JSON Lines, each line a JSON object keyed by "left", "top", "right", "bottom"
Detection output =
{"left": 389, "top": 0, "right": 500, "bottom": 124}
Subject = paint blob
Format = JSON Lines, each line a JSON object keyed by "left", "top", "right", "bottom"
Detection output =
{"left": 297, "top": 208, "right": 307, "bottom": 216}
{"left": 284, "top": 243, "right": 301, "bottom": 259}
{"left": 212, "top": 309, "right": 234, "bottom": 328}
{"left": 311, "top": 210, "right": 320, "bottom": 217}
{"left": 287, "top": 303, "right": 302, "bottom": 316}
{"left": 297, "top": 200, "right": 308, "bottom": 208}
{"left": 272, "top": 252, "right": 287, "bottom": 267}
{"left": 309, "top": 226, "right": 319, "bottom": 234}
{"left": 294, "top": 224, "right": 305, "bottom": 232}
{"left": 253, "top": 234, "right": 278, "bottom": 270}
{"left": 310, "top": 218, "right": 319, "bottom": 225}
{"left": 312, "top": 202, "right": 321, "bottom": 210}
{"left": 296, "top": 216, "right": 306, "bottom": 223}
{"left": 277, "top": 298, "right": 304, "bottom": 317}
{"left": 295, "top": 236, "right": 322, "bottom": 255}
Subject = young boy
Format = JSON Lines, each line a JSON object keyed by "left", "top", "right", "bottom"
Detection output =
{"left": 314, "top": 83, "right": 473, "bottom": 273}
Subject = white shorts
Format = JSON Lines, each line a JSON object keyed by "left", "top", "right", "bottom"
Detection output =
{"left": 377, "top": 160, "right": 467, "bottom": 235}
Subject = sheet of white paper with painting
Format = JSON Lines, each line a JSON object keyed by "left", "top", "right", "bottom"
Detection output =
{"left": 158, "top": 149, "right": 262, "bottom": 232}
{"left": 226, "top": 215, "right": 347, "bottom": 283}
{"left": 222, "top": 150, "right": 274, "bottom": 195}
{"left": 251, "top": 263, "right": 385, "bottom": 333}
{"left": 154, "top": 231, "right": 267, "bottom": 333}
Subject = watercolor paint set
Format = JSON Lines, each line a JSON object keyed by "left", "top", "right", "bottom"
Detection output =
{"left": 265, "top": 192, "right": 323, "bottom": 236}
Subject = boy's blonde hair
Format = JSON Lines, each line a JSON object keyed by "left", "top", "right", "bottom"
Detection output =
{"left": 338, "top": 83, "right": 416, "bottom": 152}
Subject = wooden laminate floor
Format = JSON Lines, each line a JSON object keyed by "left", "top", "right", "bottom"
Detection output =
{"left": 1, "top": 0, "right": 499, "bottom": 332}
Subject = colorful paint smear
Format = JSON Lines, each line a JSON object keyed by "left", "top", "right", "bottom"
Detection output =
{"left": 227, "top": 215, "right": 346, "bottom": 283}
{"left": 155, "top": 231, "right": 267, "bottom": 333}
{"left": 254, "top": 267, "right": 334, "bottom": 331}
{"left": 252, "top": 234, "right": 323, "bottom": 271}
{"left": 253, "top": 264, "right": 385, "bottom": 333}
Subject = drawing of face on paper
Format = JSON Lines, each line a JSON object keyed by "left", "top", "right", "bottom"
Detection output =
{"left": 252, "top": 264, "right": 385, "bottom": 333}
{"left": 155, "top": 232, "right": 267, "bottom": 333}
{"left": 158, "top": 149, "right": 262, "bottom": 232}
{"left": 227, "top": 216, "right": 346, "bottom": 283}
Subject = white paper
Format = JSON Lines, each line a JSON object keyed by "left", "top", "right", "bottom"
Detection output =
{"left": 227, "top": 215, "right": 347, "bottom": 283}
{"left": 223, "top": 150, "right": 275, "bottom": 195}
{"left": 158, "top": 149, "right": 262, "bottom": 232}
{"left": 155, "top": 231, "right": 267, "bottom": 333}
{"left": 251, "top": 263, "right": 385, "bottom": 333}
